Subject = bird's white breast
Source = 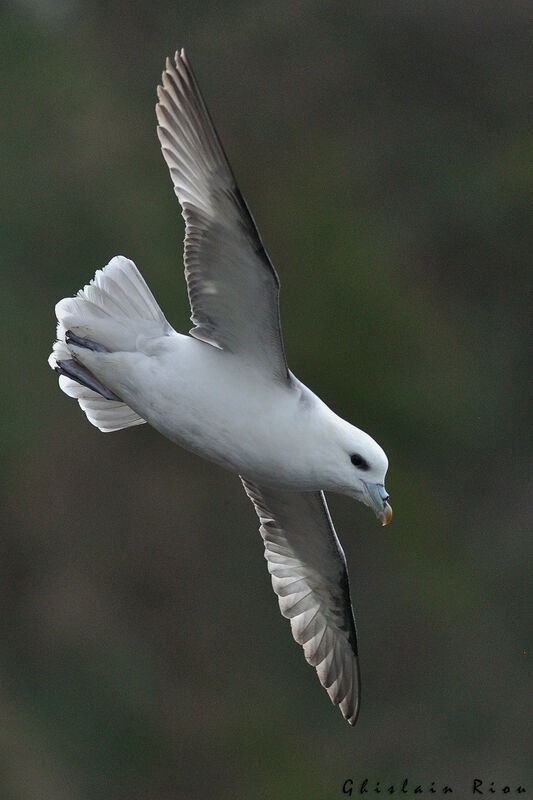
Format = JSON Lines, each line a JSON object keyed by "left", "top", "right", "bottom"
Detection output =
{"left": 92, "top": 333, "right": 326, "bottom": 486}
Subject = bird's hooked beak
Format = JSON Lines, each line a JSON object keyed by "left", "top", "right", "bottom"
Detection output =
{"left": 363, "top": 482, "right": 393, "bottom": 526}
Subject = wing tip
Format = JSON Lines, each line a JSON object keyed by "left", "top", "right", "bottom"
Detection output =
{"left": 340, "top": 656, "right": 361, "bottom": 727}
{"left": 342, "top": 690, "right": 361, "bottom": 727}
{"left": 159, "top": 48, "right": 187, "bottom": 93}
{"left": 346, "top": 707, "right": 360, "bottom": 726}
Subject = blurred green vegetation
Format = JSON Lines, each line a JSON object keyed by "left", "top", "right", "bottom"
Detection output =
{"left": 1, "top": 1, "right": 531, "bottom": 798}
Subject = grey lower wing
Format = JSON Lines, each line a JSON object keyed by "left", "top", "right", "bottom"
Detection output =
{"left": 156, "top": 50, "right": 288, "bottom": 382}
{"left": 241, "top": 479, "right": 361, "bottom": 725}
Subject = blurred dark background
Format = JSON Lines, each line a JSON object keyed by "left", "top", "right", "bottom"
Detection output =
{"left": 1, "top": 1, "right": 531, "bottom": 798}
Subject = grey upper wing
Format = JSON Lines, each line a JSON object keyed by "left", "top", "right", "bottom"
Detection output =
{"left": 241, "top": 479, "right": 361, "bottom": 726}
{"left": 156, "top": 50, "right": 289, "bottom": 382}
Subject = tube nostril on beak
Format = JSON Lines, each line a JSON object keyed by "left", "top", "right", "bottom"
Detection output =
{"left": 362, "top": 482, "right": 392, "bottom": 524}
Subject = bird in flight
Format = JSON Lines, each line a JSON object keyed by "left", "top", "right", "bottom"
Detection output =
{"left": 49, "top": 50, "right": 392, "bottom": 726}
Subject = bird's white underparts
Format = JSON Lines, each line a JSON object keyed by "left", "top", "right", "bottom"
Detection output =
{"left": 49, "top": 50, "right": 392, "bottom": 726}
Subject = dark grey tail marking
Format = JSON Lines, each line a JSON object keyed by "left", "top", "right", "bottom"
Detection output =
{"left": 55, "top": 359, "right": 120, "bottom": 401}
{"left": 65, "top": 329, "right": 109, "bottom": 352}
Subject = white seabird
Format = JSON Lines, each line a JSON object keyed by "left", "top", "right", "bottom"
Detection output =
{"left": 48, "top": 50, "right": 392, "bottom": 726}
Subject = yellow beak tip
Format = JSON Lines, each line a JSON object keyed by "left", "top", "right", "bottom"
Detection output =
{"left": 380, "top": 504, "right": 393, "bottom": 526}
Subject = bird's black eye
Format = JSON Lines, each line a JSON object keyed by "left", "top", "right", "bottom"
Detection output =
{"left": 350, "top": 453, "right": 369, "bottom": 470}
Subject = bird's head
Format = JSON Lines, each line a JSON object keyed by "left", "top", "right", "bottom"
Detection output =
{"left": 326, "top": 416, "right": 392, "bottom": 526}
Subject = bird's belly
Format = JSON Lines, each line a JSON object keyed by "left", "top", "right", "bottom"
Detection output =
{"left": 108, "top": 338, "right": 316, "bottom": 485}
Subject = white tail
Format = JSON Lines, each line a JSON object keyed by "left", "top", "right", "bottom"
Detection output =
{"left": 49, "top": 255, "right": 171, "bottom": 432}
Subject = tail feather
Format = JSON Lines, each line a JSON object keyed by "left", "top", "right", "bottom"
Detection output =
{"left": 49, "top": 255, "right": 170, "bottom": 433}
{"left": 91, "top": 256, "right": 168, "bottom": 324}
{"left": 57, "top": 374, "right": 145, "bottom": 433}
